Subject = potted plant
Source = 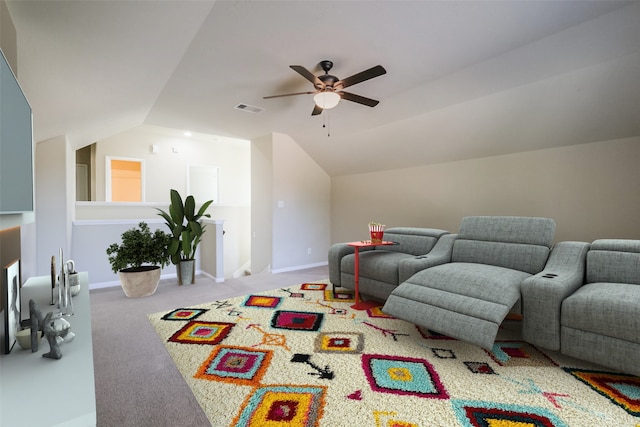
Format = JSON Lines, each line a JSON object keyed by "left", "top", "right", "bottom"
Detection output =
{"left": 156, "top": 189, "right": 213, "bottom": 285}
{"left": 106, "top": 221, "right": 171, "bottom": 297}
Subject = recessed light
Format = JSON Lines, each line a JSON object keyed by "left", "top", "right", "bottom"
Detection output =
{"left": 184, "top": 131, "right": 192, "bottom": 137}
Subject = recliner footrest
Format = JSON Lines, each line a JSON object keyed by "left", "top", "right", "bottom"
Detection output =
{"left": 382, "top": 294, "right": 500, "bottom": 349}
{"left": 383, "top": 262, "right": 530, "bottom": 349}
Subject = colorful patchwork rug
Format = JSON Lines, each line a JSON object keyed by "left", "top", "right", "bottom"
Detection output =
{"left": 148, "top": 281, "right": 640, "bottom": 427}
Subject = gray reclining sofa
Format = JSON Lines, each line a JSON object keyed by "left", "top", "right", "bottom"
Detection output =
{"left": 329, "top": 217, "right": 639, "bottom": 376}
{"left": 383, "top": 216, "right": 557, "bottom": 349}
{"left": 328, "top": 227, "right": 450, "bottom": 301}
{"left": 524, "top": 239, "right": 640, "bottom": 376}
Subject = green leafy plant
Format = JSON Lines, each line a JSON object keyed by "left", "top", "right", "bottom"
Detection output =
{"left": 106, "top": 222, "right": 171, "bottom": 273}
{"left": 156, "top": 189, "right": 213, "bottom": 265}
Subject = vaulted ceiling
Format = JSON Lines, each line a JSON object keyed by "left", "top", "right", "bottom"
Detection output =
{"left": 7, "top": 1, "right": 640, "bottom": 176}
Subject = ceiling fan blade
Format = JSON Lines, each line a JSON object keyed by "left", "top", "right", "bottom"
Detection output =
{"left": 311, "top": 104, "right": 323, "bottom": 116}
{"left": 339, "top": 91, "right": 380, "bottom": 107}
{"left": 336, "top": 65, "right": 386, "bottom": 89}
{"left": 290, "top": 65, "right": 322, "bottom": 87}
{"left": 263, "top": 91, "right": 316, "bottom": 99}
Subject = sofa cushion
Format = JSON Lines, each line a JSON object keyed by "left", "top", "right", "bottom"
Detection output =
{"left": 457, "top": 216, "right": 555, "bottom": 246}
{"left": 561, "top": 282, "right": 640, "bottom": 343}
{"left": 452, "top": 216, "right": 554, "bottom": 274}
{"left": 380, "top": 227, "right": 449, "bottom": 256}
{"left": 452, "top": 241, "right": 550, "bottom": 274}
{"left": 341, "top": 251, "right": 414, "bottom": 285}
{"left": 586, "top": 239, "right": 640, "bottom": 285}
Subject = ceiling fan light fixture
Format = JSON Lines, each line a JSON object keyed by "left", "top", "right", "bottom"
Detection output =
{"left": 313, "top": 91, "right": 340, "bottom": 109}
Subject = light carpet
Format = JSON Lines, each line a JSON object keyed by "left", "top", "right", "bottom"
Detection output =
{"left": 148, "top": 281, "right": 640, "bottom": 427}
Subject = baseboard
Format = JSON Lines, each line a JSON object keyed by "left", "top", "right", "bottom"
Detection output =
{"left": 88, "top": 264, "right": 322, "bottom": 289}
{"left": 200, "top": 270, "right": 225, "bottom": 283}
{"left": 89, "top": 280, "right": 120, "bottom": 291}
{"left": 88, "top": 271, "right": 204, "bottom": 290}
{"left": 271, "top": 261, "right": 328, "bottom": 274}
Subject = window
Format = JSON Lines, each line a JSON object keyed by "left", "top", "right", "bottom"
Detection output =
{"left": 106, "top": 157, "right": 144, "bottom": 202}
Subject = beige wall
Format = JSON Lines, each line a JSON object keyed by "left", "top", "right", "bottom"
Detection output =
{"left": 0, "top": 0, "right": 17, "bottom": 73}
{"left": 251, "top": 133, "right": 331, "bottom": 274}
{"left": 250, "top": 134, "right": 273, "bottom": 274}
{"left": 332, "top": 137, "right": 640, "bottom": 244}
{"left": 271, "top": 133, "right": 331, "bottom": 272}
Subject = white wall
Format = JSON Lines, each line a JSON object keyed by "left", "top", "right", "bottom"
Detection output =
{"left": 91, "top": 124, "right": 250, "bottom": 204}
{"left": 71, "top": 219, "right": 177, "bottom": 286}
{"left": 332, "top": 137, "right": 640, "bottom": 244}
{"left": 74, "top": 124, "right": 251, "bottom": 283}
{"left": 35, "top": 135, "right": 73, "bottom": 276}
{"left": 251, "top": 133, "right": 331, "bottom": 274}
{"left": 272, "top": 133, "right": 331, "bottom": 272}
{"left": 250, "top": 134, "right": 273, "bottom": 274}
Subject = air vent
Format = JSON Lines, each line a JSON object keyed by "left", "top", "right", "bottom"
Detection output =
{"left": 235, "top": 103, "right": 264, "bottom": 113}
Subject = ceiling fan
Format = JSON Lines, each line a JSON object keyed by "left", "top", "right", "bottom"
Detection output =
{"left": 263, "top": 60, "right": 386, "bottom": 115}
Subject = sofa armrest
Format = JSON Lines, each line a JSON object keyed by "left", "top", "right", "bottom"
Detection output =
{"left": 328, "top": 243, "right": 354, "bottom": 287}
{"left": 398, "top": 234, "right": 457, "bottom": 282}
{"left": 328, "top": 242, "right": 375, "bottom": 286}
{"left": 521, "top": 241, "right": 589, "bottom": 350}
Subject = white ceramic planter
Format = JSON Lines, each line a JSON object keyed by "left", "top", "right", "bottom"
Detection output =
{"left": 118, "top": 266, "right": 161, "bottom": 297}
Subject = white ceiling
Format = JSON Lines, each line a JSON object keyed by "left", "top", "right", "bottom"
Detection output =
{"left": 7, "top": 0, "right": 640, "bottom": 176}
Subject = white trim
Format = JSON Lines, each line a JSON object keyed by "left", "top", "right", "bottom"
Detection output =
{"left": 87, "top": 271, "right": 213, "bottom": 290}
{"left": 73, "top": 218, "right": 165, "bottom": 226}
{"left": 75, "top": 201, "right": 249, "bottom": 208}
{"left": 271, "top": 261, "right": 328, "bottom": 274}
{"left": 200, "top": 270, "right": 225, "bottom": 283}
{"left": 233, "top": 259, "right": 252, "bottom": 278}
{"left": 89, "top": 280, "right": 121, "bottom": 291}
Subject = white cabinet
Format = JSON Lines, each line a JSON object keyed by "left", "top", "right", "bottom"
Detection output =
{"left": 0, "top": 272, "right": 96, "bottom": 427}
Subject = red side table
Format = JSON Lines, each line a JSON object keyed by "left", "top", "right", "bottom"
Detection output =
{"left": 347, "top": 240, "right": 394, "bottom": 310}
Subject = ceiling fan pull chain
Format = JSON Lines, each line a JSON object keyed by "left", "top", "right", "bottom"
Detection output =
{"left": 326, "top": 110, "right": 331, "bottom": 137}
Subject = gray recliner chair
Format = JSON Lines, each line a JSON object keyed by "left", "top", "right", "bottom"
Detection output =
{"left": 559, "top": 239, "right": 640, "bottom": 376}
{"left": 383, "top": 216, "right": 556, "bottom": 349}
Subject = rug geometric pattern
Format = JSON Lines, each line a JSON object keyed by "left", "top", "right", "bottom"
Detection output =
{"left": 451, "top": 399, "right": 570, "bottom": 427}
{"left": 232, "top": 384, "right": 326, "bottom": 427}
{"left": 564, "top": 368, "right": 640, "bottom": 416}
{"left": 300, "top": 283, "right": 327, "bottom": 291}
{"left": 161, "top": 308, "right": 208, "bottom": 321}
{"left": 149, "top": 281, "right": 640, "bottom": 426}
{"left": 314, "top": 332, "right": 364, "bottom": 354}
{"left": 487, "top": 340, "right": 558, "bottom": 367}
{"left": 361, "top": 353, "right": 449, "bottom": 399}
{"left": 195, "top": 345, "right": 273, "bottom": 386}
{"left": 168, "top": 320, "right": 235, "bottom": 345}
{"left": 323, "top": 288, "right": 355, "bottom": 302}
{"left": 242, "top": 294, "right": 282, "bottom": 309}
{"left": 271, "top": 310, "right": 324, "bottom": 332}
